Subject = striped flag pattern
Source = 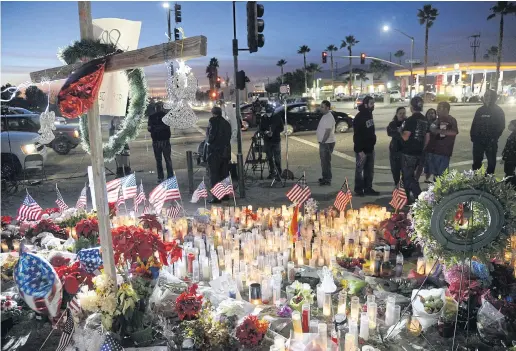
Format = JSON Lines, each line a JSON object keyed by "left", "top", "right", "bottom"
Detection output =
{"left": 56, "top": 309, "right": 74, "bottom": 351}
{"left": 210, "top": 175, "right": 234, "bottom": 200}
{"left": 122, "top": 173, "right": 137, "bottom": 200}
{"left": 167, "top": 202, "right": 182, "bottom": 219}
{"left": 191, "top": 181, "right": 208, "bottom": 203}
{"left": 143, "top": 205, "right": 154, "bottom": 214}
{"left": 334, "top": 182, "right": 352, "bottom": 212}
{"left": 149, "top": 177, "right": 181, "bottom": 209}
{"left": 389, "top": 180, "right": 408, "bottom": 211}
{"left": 116, "top": 187, "right": 125, "bottom": 209}
{"left": 286, "top": 176, "right": 311, "bottom": 205}
{"left": 76, "top": 186, "right": 87, "bottom": 210}
{"left": 16, "top": 194, "right": 42, "bottom": 221}
{"left": 134, "top": 182, "right": 146, "bottom": 212}
{"left": 68, "top": 295, "right": 81, "bottom": 316}
{"left": 55, "top": 185, "right": 69, "bottom": 212}
{"left": 106, "top": 177, "right": 123, "bottom": 203}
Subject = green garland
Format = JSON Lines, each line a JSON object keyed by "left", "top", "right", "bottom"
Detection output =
{"left": 410, "top": 168, "right": 516, "bottom": 264}
{"left": 59, "top": 40, "right": 149, "bottom": 161}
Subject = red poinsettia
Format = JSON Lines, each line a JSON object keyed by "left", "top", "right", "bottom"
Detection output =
{"left": 108, "top": 202, "right": 117, "bottom": 219}
{"left": 55, "top": 261, "right": 94, "bottom": 293}
{"left": 27, "top": 219, "right": 68, "bottom": 240}
{"left": 75, "top": 218, "right": 99, "bottom": 238}
{"left": 175, "top": 284, "right": 203, "bottom": 321}
{"left": 138, "top": 214, "right": 162, "bottom": 233}
{"left": 50, "top": 255, "right": 71, "bottom": 268}
{"left": 235, "top": 315, "right": 269, "bottom": 348}
{"left": 111, "top": 225, "right": 181, "bottom": 266}
{"left": 379, "top": 212, "right": 411, "bottom": 246}
{"left": 1, "top": 216, "right": 12, "bottom": 226}
{"left": 42, "top": 208, "right": 60, "bottom": 215}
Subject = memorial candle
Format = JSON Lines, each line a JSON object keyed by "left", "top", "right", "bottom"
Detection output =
{"left": 359, "top": 312, "right": 369, "bottom": 341}
{"left": 323, "top": 293, "right": 333, "bottom": 317}
{"left": 337, "top": 291, "right": 347, "bottom": 314}
{"left": 292, "top": 311, "right": 302, "bottom": 334}
{"left": 318, "top": 323, "right": 328, "bottom": 350}
{"left": 350, "top": 296, "right": 360, "bottom": 322}
{"left": 301, "top": 304, "right": 310, "bottom": 333}
{"left": 344, "top": 333, "right": 355, "bottom": 351}
{"left": 367, "top": 302, "right": 377, "bottom": 329}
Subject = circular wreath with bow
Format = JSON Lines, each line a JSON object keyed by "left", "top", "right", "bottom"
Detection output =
{"left": 57, "top": 39, "right": 148, "bottom": 161}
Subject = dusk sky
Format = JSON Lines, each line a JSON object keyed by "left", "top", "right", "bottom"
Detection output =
{"left": 2, "top": 1, "right": 516, "bottom": 95}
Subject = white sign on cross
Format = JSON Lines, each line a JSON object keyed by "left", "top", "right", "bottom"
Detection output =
{"left": 29, "top": 1, "right": 207, "bottom": 282}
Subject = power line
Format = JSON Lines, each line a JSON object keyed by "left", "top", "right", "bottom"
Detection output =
{"left": 469, "top": 33, "right": 481, "bottom": 62}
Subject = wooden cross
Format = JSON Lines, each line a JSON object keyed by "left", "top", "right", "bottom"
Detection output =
{"left": 29, "top": 1, "right": 207, "bottom": 282}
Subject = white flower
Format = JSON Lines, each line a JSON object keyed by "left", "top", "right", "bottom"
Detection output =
{"left": 92, "top": 274, "right": 113, "bottom": 293}
{"left": 216, "top": 299, "right": 246, "bottom": 317}
{"left": 78, "top": 290, "right": 99, "bottom": 312}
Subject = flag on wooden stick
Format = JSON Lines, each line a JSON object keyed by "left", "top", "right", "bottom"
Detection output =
{"left": 55, "top": 185, "right": 69, "bottom": 212}
{"left": 334, "top": 179, "right": 352, "bottom": 212}
{"left": 389, "top": 180, "right": 407, "bottom": 211}
{"left": 286, "top": 175, "right": 311, "bottom": 205}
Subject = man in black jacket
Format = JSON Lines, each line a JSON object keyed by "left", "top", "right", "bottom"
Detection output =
{"left": 147, "top": 102, "right": 173, "bottom": 183}
{"left": 353, "top": 95, "right": 379, "bottom": 196}
{"left": 470, "top": 89, "right": 505, "bottom": 174}
{"left": 206, "top": 106, "right": 232, "bottom": 203}
{"left": 260, "top": 104, "right": 284, "bottom": 180}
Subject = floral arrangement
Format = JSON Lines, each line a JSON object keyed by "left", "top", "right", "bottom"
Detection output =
{"left": 42, "top": 207, "right": 60, "bottom": 216}
{"left": 75, "top": 218, "right": 99, "bottom": 237}
{"left": 276, "top": 304, "right": 292, "bottom": 318}
{"left": 176, "top": 284, "right": 203, "bottom": 321}
{"left": 108, "top": 202, "right": 117, "bottom": 219}
{"left": 1, "top": 255, "right": 18, "bottom": 280}
{"left": 1, "top": 216, "right": 12, "bottom": 227}
{"left": 131, "top": 256, "right": 162, "bottom": 280}
{"left": 55, "top": 260, "right": 94, "bottom": 294}
{"left": 25, "top": 219, "right": 68, "bottom": 240}
{"left": 1, "top": 295, "right": 23, "bottom": 322}
{"left": 379, "top": 212, "right": 411, "bottom": 247}
{"left": 235, "top": 315, "right": 269, "bottom": 349}
{"left": 288, "top": 281, "right": 314, "bottom": 311}
{"left": 78, "top": 274, "right": 118, "bottom": 329}
{"left": 111, "top": 225, "right": 181, "bottom": 266}
{"left": 242, "top": 209, "right": 258, "bottom": 222}
{"left": 55, "top": 208, "right": 88, "bottom": 229}
{"left": 444, "top": 263, "right": 487, "bottom": 303}
{"left": 411, "top": 168, "right": 516, "bottom": 263}
{"left": 304, "top": 198, "right": 318, "bottom": 217}
{"left": 138, "top": 214, "right": 162, "bottom": 233}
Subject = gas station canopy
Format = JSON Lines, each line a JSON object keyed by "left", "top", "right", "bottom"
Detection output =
{"left": 394, "top": 62, "right": 516, "bottom": 76}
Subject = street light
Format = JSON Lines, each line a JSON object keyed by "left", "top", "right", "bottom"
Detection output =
{"left": 383, "top": 25, "right": 415, "bottom": 96}
{"left": 162, "top": 2, "right": 170, "bottom": 8}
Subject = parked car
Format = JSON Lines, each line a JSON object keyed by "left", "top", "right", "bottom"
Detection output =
{"left": 388, "top": 90, "right": 402, "bottom": 101}
{"left": 273, "top": 103, "right": 353, "bottom": 135}
{"left": 354, "top": 94, "right": 369, "bottom": 109}
{"left": 1, "top": 107, "right": 80, "bottom": 154}
{"left": 1, "top": 130, "right": 48, "bottom": 181}
{"left": 416, "top": 92, "right": 436, "bottom": 102}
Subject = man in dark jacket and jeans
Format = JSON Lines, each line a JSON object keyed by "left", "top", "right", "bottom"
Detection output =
{"left": 260, "top": 104, "right": 284, "bottom": 180}
{"left": 148, "top": 102, "right": 173, "bottom": 183}
{"left": 470, "top": 89, "right": 505, "bottom": 174}
{"left": 206, "top": 106, "right": 232, "bottom": 203}
{"left": 353, "top": 95, "right": 379, "bottom": 196}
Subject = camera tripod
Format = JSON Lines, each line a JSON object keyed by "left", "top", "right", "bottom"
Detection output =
{"left": 244, "top": 131, "right": 286, "bottom": 187}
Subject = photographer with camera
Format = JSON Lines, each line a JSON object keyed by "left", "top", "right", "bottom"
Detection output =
{"left": 260, "top": 104, "right": 284, "bottom": 180}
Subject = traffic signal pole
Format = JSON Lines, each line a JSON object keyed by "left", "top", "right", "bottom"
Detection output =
{"left": 233, "top": 1, "right": 245, "bottom": 198}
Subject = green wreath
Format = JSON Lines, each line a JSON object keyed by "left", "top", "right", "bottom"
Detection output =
{"left": 59, "top": 39, "right": 148, "bottom": 161}
{"left": 410, "top": 168, "right": 516, "bottom": 264}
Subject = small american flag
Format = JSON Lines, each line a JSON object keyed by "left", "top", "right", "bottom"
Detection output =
{"left": 210, "top": 175, "right": 233, "bottom": 200}
{"left": 76, "top": 186, "right": 87, "bottom": 210}
{"left": 143, "top": 205, "right": 154, "bottom": 214}
{"left": 167, "top": 201, "right": 182, "bottom": 219}
{"left": 286, "top": 176, "right": 311, "bottom": 205}
{"left": 389, "top": 180, "right": 408, "bottom": 211}
{"left": 134, "top": 181, "right": 146, "bottom": 212}
{"left": 191, "top": 180, "right": 208, "bottom": 203}
{"left": 106, "top": 177, "right": 123, "bottom": 203}
{"left": 56, "top": 309, "right": 74, "bottom": 351}
{"left": 149, "top": 177, "right": 181, "bottom": 209}
{"left": 55, "top": 185, "right": 69, "bottom": 212}
{"left": 122, "top": 173, "right": 137, "bottom": 200}
{"left": 100, "top": 333, "right": 124, "bottom": 351}
{"left": 334, "top": 179, "right": 352, "bottom": 212}
{"left": 116, "top": 187, "right": 125, "bottom": 209}
{"left": 68, "top": 295, "right": 81, "bottom": 316}
{"left": 16, "top": 193, "right": 42, "bottom": 221}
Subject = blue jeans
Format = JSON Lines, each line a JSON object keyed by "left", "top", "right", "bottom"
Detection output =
{"left": 355, "top": 151, "right": 375, "bottom": 191}
{"left": 426, "top": 153, "right": 450, "bottom": 177}
{"left": 319, "top": 142, "right": 335, "bottom": 181}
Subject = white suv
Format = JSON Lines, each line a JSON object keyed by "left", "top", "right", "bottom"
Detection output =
{"left": 1, "top": 130, "right": 47, "bottom": 180}
{"left": 389, "top": 90, "right": 402, "bottom": 101}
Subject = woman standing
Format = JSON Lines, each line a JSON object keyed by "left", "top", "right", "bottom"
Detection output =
{"left": 416, "top": 108, "right": 437, "bottom": 183}
{"left": 387, "top": 107, "right": 407, "bottom": 186}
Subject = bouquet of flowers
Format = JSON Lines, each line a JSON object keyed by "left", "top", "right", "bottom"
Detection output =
{"left": 1, "top": 216, "right": 12, "bottom": 227}
{"left": 175, "top": 283, "right": 203, "bottom": 321}
{"left": 74, "top": 218, "right": 99, "bottom": 251}
{"left": 235, "top": 315, "right": 269, "bottom": 349}
{"left": 26, "top": 218, "right": 68, "bottom": 240}
{"left": 444, "top": 263, "right": 486, "bottom": 303}
{"left": 55, "top": 260, "right": 94, "bottom": 294}
{"left": 108, "top": 202, "right": 117, "bottom": 219}
{"left": 42, "top": 207, "right": 60, "bottom": 216}
{"left": 138, "top": 214, "right": 162, "bottom": 233}
{"left": 288, "top": 281, "right": 314, "bottom": 311}
{"left": 379, "top": 212, "right": 411, "bottom": 247}
{"left": 131, "top": 256, "right": 162, "bottom": 280}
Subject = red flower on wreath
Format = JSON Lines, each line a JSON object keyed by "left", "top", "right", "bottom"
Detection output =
{"left": 75, "top": 218, "right": 99, "bottom": 238}
{"left": 235, "top": 315, "right": 269, "bottom": 348}
{"left": 111, "top": 225, "right": 182, "bottom": 266}
{"left": 175, "top": 284, "right": 203, "bottom": 321}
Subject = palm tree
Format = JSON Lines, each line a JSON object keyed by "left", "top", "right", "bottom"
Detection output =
{"left": 205, "top": 57, "right": 219, "bottom": 91}
{"left": 306, "top": 63, "right": 322, "bottom": 90}
{"left": 297, "top": 45, "right": 311, "bottom": 94}
{"left": 417, "top": 4, "right": 439, "bottom": 96}
{"left": 487, "top": 1, "right": 516, "bottom": 92}
{"left": 341, "top": 35, "right": 359, "bottom": 96}
{"left": 356, "top": 71, "right": 369, "bottom": 93}
{"left": 276, "top": 59, "right": 287, "bottom": 84}
{"left": 326, "top": 44, "right": 338, "bottom": 98}
{"left": 394, "top": 50, "right": 405, "bottom": 65}
{"left": 484, "top": 46, "right": 499, "bottom": 62}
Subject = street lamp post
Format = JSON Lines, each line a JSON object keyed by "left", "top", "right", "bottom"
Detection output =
{"left": 163, "top": 3, "right": 171, "bottom": 41}
{"left": 383, "top": 25, "right": 415, "bottom": 97}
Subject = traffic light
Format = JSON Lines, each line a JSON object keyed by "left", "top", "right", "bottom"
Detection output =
{"left": 247, "top": 1, "right": 265, "bottom": 53}
{"left": 174, "top": 4, "right": 182, "bottom": 23}
{"left": 174, "top": 28, "right": 180, "bottom": 41}
{"left": 322, "top": 51, "right": 328, "bottom": 64}
{"left": 360, "top": 53, "right": 366, "bottom": 64}
{"left": 236, "top": 70, "right": 246, "bottom": 90}
{"left": 216, "top": 77, "right": 221, "bottom": 89}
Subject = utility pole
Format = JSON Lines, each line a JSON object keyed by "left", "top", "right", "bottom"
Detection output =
{"left": 233, "top": 1, "right": 245, "bottom": 198}
{"left": 469, "top": 33, "right": 481, "bottom": 62}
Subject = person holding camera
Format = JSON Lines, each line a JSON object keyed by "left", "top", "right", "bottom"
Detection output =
{"left": 260, "top": 104, "right": 284, "bottom": 180}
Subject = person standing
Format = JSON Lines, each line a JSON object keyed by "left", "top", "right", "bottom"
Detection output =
{"left": 206, "top": 106, "right": 232, "bottom": 203}
{"left": 470, "top": 89, "right": 505, "bottom": 174}
{"left": 260, "top": 104, "right": 284, "bottom": 180}
{"left": 502, "top": 119, "right": 516, "bottom": 187}
{"left": 147, "top": 102, "right": 173, "bottom": 183}
{"left": 418, "top": 108, "right": 437, "bottom": 183}
{"left": 387, "top": 107, "right": 406, "bottom": 187}
{"left": 316, "top": 100, "right": 336, "bottom": 186}
{"left": 400, "top": 96, "right": 430, "bottom": 201}
{"left": 353, "top": 95, "right": 378, "bottom": 196}
{"left": 425, "top": 102, "right": 459, "bottom": 178}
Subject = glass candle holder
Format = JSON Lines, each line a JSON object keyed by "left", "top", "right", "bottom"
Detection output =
{"left": 417, "top": 257, "right": 426, "bottom": 275}
{"left": 337, "top": 290, "right": 347, "bottom": 315}
{"left": 309, "top": 320, "right": 319, "bottom": 333}
{"left": 287, "top": 261, "right": 295, "bottom": 283}
{"left": 250, "top": 283, "right": 262, "bottom": 305}
{"left": 350, "top": 296, "right": 360, "bottom": 322}
{"left": 367, "top": 302, "right": 377, "bottom": 329}
{"left": 323, "top": 293, "right": 332, "bottom": 317}
{"left": 344, "top": 333, "right": 355, "bottom": 351}
{"left": 318, "top": 323, "right": 328, "bottom": 350}
{"left": 366, "top": 295, "right": 375, "bottom": 304}
{"left": 394, "top": 305, "right": 401, "bottom": 324}
{"left": 292, "top": 311, "right": 302, "bottom": 334}
{"left": 359, "top": 311, "right": 369, "bottom": 341}
{"left": 385, "top": 296, "right": 396, "bottom": 327}
{"left": 317, "top": 284, "right": 324, "bottom": 309}
{"left": 301, "top": 304, "right": 310, "bottom": 333}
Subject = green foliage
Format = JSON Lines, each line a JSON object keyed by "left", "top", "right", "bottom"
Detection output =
{"left": 58, "top": 39, "right": 118, "bottom": 64}
{"left": 369, "top": 60, "right": 390, "bottom": 80}
{"left": 75, "top": 236, "right": 92, "bottom": 253}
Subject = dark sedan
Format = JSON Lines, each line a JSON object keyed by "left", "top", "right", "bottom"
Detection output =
{"left": 273, "top": 103, "right": 353, "bottom": 135}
